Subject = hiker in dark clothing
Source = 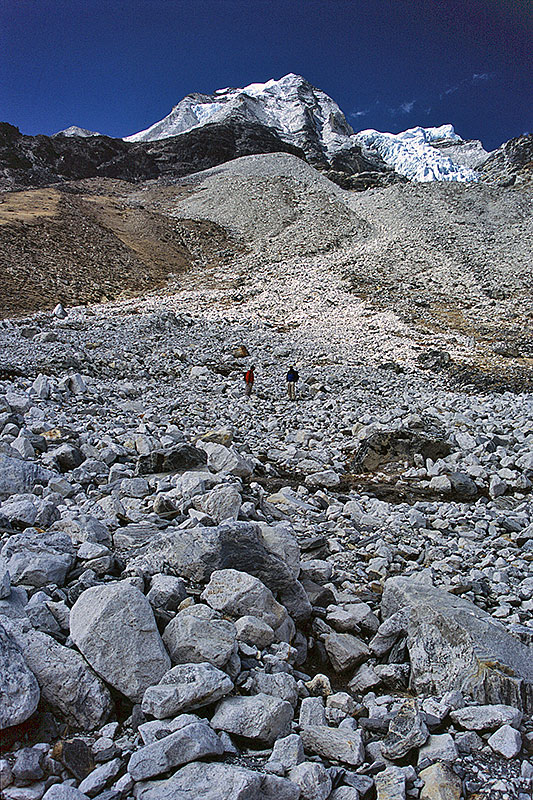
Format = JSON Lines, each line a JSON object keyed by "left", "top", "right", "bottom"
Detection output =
{"left": 244, "top": 365, "right": 255, "bottom": 397}
{"left": 286, "top": 365, "right": 299, "bottom": 400}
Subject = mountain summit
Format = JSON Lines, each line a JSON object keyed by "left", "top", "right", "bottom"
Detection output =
{"left": 124, "top": 73, "right": 352, "bottom": 164}
{"left": 124, "top": 73, "right": 481, "bottom": 182}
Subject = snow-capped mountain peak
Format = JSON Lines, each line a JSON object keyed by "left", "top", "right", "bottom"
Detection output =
{"left": 54, "top": 125, "right": 102, "bottom": 138}
{"left": 124, "top": 73, "right": 353, "bottom": 161}
{"left": 124, "top": 74, "right": 478, "bottom": 182}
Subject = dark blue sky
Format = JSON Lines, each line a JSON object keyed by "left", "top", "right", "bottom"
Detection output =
{"left": 2, "top": 0, "right": 531, "bottom": 150}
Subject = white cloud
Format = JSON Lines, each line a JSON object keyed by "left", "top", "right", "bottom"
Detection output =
{"left": 389, "top": 100, "right": 415, "bottom": 116}
{"left": 349, "top": 108, "right": 370, "bottom": 119}
{"left": 441, "top": 72, "right": 495, "bottom": 98}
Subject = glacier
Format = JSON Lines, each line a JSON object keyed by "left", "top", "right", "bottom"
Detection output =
{"left": 123, "top": 73, "right": 479, "bottom": 183}
{"left": 355, "top": 126, "right": 478, "bottom": 182}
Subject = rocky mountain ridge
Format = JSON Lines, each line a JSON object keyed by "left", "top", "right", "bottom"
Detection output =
{"left": 8, "top": 73, "right": 530, "bottom": 190}
{"left": 478, "top": 133, "right": 533, "bottom": 187}
{"left": 0, "top": 120, "right": 306, "bottom": 191}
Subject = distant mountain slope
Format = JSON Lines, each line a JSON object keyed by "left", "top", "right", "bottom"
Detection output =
{"left": 125, "top": 73, "right": 353, "bottom": 164}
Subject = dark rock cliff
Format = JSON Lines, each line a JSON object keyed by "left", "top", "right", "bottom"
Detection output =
{"left": 0, "top": 120, "right": 306, "bottom": 190}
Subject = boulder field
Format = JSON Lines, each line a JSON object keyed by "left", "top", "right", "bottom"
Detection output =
{"left": 0, "top": 286, "right": 532, "bottom": 800}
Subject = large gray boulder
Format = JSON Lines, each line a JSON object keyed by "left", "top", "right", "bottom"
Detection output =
{"left": 127, "top": 522, "right": 311, "bottom": 622}
{"left": 128, "top": 722, "right": 224, "bottom": 781}
{"left": 0, "top": 621, "right": 40, "bottom": 730}
{"left": 70, "top": 582, "right": 171, "bottom": 702}
{"left": 300, "top": 725, "right": 365, "bottom": 767}
{"left": 142, "top": 663, "right": 233, "bottom": 719}
{"left": 194, "top": 484, "right": 242, "bottom": 523}
{"left": 324, "top": 632, "right": 370, "bottom": 672}
{"left": 3, "top": 618, "right": 112, "bottom": 729}
{"left": 2, "top": 530, "right": 75, "bottom": 588}
{"left": 133, "top": 761, "right": 299, "bottom": 800}
{"left": 201, "top": 569, "right": 288, "bottom": 629}
{"left": 450, "top": 704, "right": 522, "bottom": 731}
{"left": 199, "top": 442, "right": 253, "bottom": 478}
{"left": 244, "top": 670, "right": 299, "bottom": 706}
{"left": 0, "top": 454, "right": 55, "bottom": 500}
{"left": 162, "top": 605, "right": 236, "bottom": 667}
{"left": 211, "top": 692, "right": 293, "bottom": 745}
{"left": 381, "top": 575, "right": 533, "bottom": 712}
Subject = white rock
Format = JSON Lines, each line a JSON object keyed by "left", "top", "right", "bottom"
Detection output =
{"left": 487, "top": 724, "right": 522, "bottom": 758}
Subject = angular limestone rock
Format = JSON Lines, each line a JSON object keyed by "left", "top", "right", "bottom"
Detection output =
{"left": 487, "top": 724, "right": 522, "bottom": 759}
{"left": 141, "top": 663, "right": 233, "bottom": 719}
{"left": 162, "top": 605, "right": 236, "bottom": 667}
{"left": 127, "top": 722, "right": 224, "bottom": 781}
{"left": 70, "top": 582, "right": 170, "bottom": 702}
{"left": 211, "top": 692, "right": 293, "bottom": 745}
{"left": 0, "top": 621, "right": 40, "bottom": 730}
{"left": 382, "top": 575, "right": 533, "bottom": 712}
{"left": 133, "top": 761, "right": 299, "bottom": 800}
{"left": 375, "top": 766, "right": 406, "bottom": 800}
{"left": 201, "top": 569, "right": 287, "bottom": 629}
{"left": 289, "top": 762, "right": 331, "bottom": 800}
{"left": 419, "top": 763, "right": 462, "bottom": 800}
{"left": 382, "top": 699, "right": 429, "bottom": 760}
{"left": 4, "top": 619, "right": 111, "bottom": 729}
{"left": 300, "top": 725, "right": 365, "bottom": 766}
{"left": 449, "top": 704, "right": 522, "bottom": 731}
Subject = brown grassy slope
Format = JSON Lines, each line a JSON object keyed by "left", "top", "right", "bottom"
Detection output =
{"left": 0, "top": 181, "right": 242, "bottom": 317}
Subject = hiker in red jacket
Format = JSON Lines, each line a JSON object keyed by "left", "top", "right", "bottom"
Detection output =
{"left": 244, "top": 365, "right": 255, "bottom": 397}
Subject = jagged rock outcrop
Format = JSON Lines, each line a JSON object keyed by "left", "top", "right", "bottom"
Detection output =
{"left": 478, "top": 133, "right": 533, "bottom": 187}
